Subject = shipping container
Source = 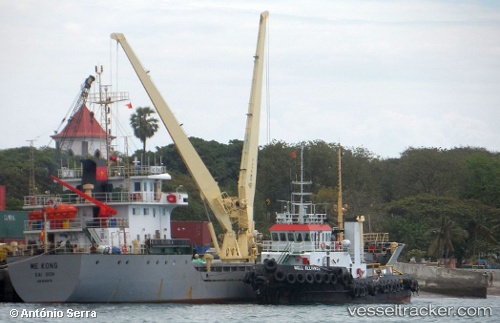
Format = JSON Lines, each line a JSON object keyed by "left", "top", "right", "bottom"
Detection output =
{"left": 0, "top": 211, "right": 28, "bottom": 243}
{"left": 171, "top": 221, "right": 212, "bottom": 254}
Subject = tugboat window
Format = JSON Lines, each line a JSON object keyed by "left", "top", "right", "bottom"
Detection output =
{"left": 279, "top": 232, "right": 286, "bottom": 241}
{"left": 287, "top": 233, "right": 295, "bottom": 241}
{"left": 271, "top": 233, "right": 278, "bottom": 241}
{"left": 304, "top": 233, "right": 311, "bottom": 241}
{"left": 296, "top": 233, "right": 303, "bottom": 242}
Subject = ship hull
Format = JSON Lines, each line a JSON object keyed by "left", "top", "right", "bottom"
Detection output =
{"left": 245, "top": 263, "right": 416, "bottom": 305}
{"left": 8, "top": 254, "right": 256, "bottom": 303}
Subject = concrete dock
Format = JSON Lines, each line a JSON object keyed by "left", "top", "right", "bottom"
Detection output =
{"left": 395, "top": 263, "right": 490, "bottom": 298}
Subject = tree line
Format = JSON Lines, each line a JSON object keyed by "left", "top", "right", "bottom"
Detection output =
{"left": 1, "top": 140, "right": 499, "bottom": 266}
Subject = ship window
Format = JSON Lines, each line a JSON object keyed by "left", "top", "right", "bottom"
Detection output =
{"left": 150, "top": 182, "right": 154, "bottom": 191}
{"left": 132, "top": 208, "right": 139, "bottom": 215}
{"left": 144, "top": 208, "right": 149, "bottom": 215}
{"left": 287, "top": 233, "right": 295, "bottom": 241}
{"left": 134, "top": 182, "right": 141, "bottom": 192}
{"left": 279, "top": 232, "right": 286, "bottom": 241}
{"left": 271, "top": 232, "right": 278, "bottom": 241}
{"left": 304, "top": 233, "right": 310, "bottom": 241}
{"left": 153, "top": 208, "right": 156, "bottom": 217}
{"left": 296, "top": 233, "right": 303, "bottom": 242}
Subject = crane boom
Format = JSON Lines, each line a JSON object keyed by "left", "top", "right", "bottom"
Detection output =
{"left": 50, "top": 175, "right": 117, "bottom": 217}
{"left": 111, "top": 11, "right": 268, "bottom": 262}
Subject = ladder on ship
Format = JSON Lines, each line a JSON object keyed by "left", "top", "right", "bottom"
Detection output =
{"left": 84, "top": 228, "right": 103, "bottom": 245}
{"left": 277, "top": 243, "right": 292, "bottom": 264}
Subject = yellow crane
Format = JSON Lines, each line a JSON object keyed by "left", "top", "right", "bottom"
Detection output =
{"left": 111, "top": 11, "right": 269, "bottom": 263}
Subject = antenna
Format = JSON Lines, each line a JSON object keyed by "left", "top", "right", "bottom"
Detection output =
{"left": 26, "top": 139, "right": 37, "bottom": 196}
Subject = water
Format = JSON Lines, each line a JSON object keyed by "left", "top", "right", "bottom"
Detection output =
{"left": 1, "top": 293, "right": 499, "bottom": 322}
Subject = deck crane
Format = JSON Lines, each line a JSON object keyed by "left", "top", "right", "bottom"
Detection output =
{"left": 53, "top": 75, "right": 95, "bottom": 151}
{"left": 50, "top": 175, "right": 117, "bottom": 218}
{"left": 111, "top": 11, "right": 268, "bottom": 262}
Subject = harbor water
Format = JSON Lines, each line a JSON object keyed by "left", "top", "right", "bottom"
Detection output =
{"left": 1, "top": 293, "right": 499, "bottom": 322}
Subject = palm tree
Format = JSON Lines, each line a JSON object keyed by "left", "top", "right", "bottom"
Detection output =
{"left": 130, "top": 106, "right": 159, "bottom": 165}
{"left": 427, "top": 215, "right": 468, "bottom": 267}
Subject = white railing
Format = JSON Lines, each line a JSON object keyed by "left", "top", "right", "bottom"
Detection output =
{"left": 262, "top": 240, "right": 345, "bottom": 253}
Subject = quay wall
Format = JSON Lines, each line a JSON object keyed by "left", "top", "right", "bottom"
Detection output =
{"left": 394, "top": 262, "right": 488, "bottom": 298}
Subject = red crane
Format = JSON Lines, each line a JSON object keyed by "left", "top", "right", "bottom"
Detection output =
{"left": 51, "top": 175, "right": 117, "bottom": 217}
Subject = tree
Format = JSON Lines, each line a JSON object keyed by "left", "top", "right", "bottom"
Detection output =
{"left": 130, "top": 107, "right": 159, "bottom": 165}
{"left": 427, "top": 215, "right": 468, "bottom": 266}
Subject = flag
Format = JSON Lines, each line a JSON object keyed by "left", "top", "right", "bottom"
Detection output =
{"left": 96, "top": 166, "right": 108, "bottom": 181}
{"left": 291, "top": 151, "right": 296, "bottom": 159}
{"left": 126, "top": 103, "right": 133, "bottom": 109}
{"left": 39, "top": 227, "right": 45, "bottom": 242}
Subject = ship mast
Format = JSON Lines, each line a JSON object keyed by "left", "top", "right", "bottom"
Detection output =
{"left": 89, "top": 65, "right": 129, "bottom": 161}
{"left": 337, "top": 145, "right": 344, "bottom": 241}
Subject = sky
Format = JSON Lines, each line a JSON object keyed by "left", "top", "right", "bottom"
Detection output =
{"left": 1, "top": 0, "right": 499, "bottom": 159}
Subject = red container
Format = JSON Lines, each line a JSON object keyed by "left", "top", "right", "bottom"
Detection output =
{"left": 171, "top": 221, "right": 211, "bottom": 245}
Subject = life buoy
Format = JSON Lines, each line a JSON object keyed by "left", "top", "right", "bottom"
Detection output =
{"left": 356, "top": 268, "right": 364, "bottom": 279}
{"left": 167, "top": 194, "right": 177, "bottom": 203}
{"left": 320, "top": 242, "right": 326, "bottom": 250}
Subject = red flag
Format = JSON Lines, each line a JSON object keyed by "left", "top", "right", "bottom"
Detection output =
{"left": 96, "top": 166, "right": 108, "bottom": 181}
{"left": 126, "top": 103, "right": 133, "bottom": 109}
{"left": 39, "top": 227, "right": 45, "bottom": 242}
{"left": 291, "top": 151, "right": 296, "bottom": 159}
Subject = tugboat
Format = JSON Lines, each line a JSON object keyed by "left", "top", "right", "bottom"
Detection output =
{"left": 244, "top": 147, "right": 419, "bottom": 304}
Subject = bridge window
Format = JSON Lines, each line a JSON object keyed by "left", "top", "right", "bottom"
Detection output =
{"left": 296, "top": 233, "right": 303, "bottom": 242}
{"left": 279, "top": 232, "right": 286, "bottom": 241}
{"left": 271, "top": 232, "right": 278, "bottom": 241}
{"left": 287, "top": 232, "right": 295, "bottom": 241}
{"left": 304, "top": 233, "right": 310, "bottom": 241}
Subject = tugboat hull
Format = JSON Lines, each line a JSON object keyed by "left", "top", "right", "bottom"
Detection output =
{"left": 245, "top": 262, "right": 417, "bottom": 305}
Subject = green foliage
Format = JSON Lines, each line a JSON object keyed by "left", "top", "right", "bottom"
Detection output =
{"left": 129, "top": 106, "right": 159, "bottom": 164}
{"left": 1, "top": 141, "right": 500, "bottom": 262}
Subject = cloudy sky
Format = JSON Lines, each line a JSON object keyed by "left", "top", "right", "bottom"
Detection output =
{"left": 1, "top": 1, "right": 499, "bottom": 159}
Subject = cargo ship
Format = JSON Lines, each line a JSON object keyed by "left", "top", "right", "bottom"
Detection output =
{"left": 244, "top": 147, "right": 419, "bottom": 304}
{"left": 7, "top": 11, "right": 269, "bottom": 303}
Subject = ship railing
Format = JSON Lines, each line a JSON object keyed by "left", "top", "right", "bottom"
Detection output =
{"left": 24, "top": 190, "right": 184, "bottom": 207}
{"left": 11, "top": 242, "right": 95, "bottom": 256}
{"left": 363, "top": 232, "right": 389, "bottom": 243}
{"left": 56, "top": 165, "right": 167, "bottom": 179}
{"left": 263, "top": 240, "right": 346, "bottom": 253}
{"left": 365, "top": 263, "right": 399, "bottom": 277}
{"left": 24, "top": 218, "right": 129, "bottom": 232}
{"left": 85, "top": 217, "right": 129, "bottom": 228}
{"left": 24, "top": 194, "right": 61, "bottom": 207}
{"left": 275, "top": 212, "right": 328, "bottom": 224}
{"left": 24, "top": 218, "right": 83, "bottom": 232}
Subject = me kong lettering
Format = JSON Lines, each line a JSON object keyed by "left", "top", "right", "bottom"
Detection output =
{"left": 30, "top": 262, "right": 58, "bottom": 270}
